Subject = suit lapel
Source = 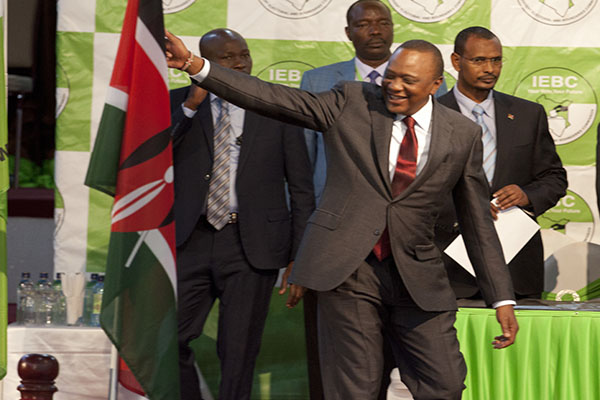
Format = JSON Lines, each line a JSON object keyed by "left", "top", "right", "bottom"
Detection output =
{"left": 197, "top": 97, "right": 215, "bottom": 159}
{"left": 492, "top": 92, "right": 513, "bottom": 191}
{"left": 370, "top": 91, "right": 394, "bottom": 196}
{"left": 237, "top": 111, "right": 256, "bottom": 174}
{"left": 394, "top": 100, "right": 451, "bottom": 201}
{"left": 340, "top": 59, "right": 356, "bottom": 81}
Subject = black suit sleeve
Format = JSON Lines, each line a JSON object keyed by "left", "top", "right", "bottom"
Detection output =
{"left": 519, "top": 104, "right": 567, "bottom": 216}
{"left": 282, "top": 123, "right": 316, "bottom": 260}
{"left": 170, "top": 86, "right": 195, "bottom": 147}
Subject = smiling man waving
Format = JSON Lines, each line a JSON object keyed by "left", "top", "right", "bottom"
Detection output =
{"left": 166, "top": 32, "right": 519, "bottom": 400}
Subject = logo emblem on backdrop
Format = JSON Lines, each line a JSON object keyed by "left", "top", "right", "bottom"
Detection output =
{"left": 514, "top": 67, "right": 597, "bottom": 145}
{"left": 258, "top": 0, "right": 332, "bottom": 19}
{"left": 56, "top": 63, "right": 70, "bottom": 119}
{"left": 162, "top": 0, "right": 195, "bottom": 14}
{"left": 517, "top": 0, "right": 597, "bottom": 25}
{"left": 257, "top": 61, "right": 316, "bottom": 88}
{"left": 389, "top": 0, "right": 465, "bottom": 23}
{"left": 538, "top": 190, "right": 595, "bottom": 242}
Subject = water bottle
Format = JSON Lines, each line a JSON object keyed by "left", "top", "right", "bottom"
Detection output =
{"left": 83, "top": 273, "right": 99, "bottom": 325}
{"left": 35, "top": 272, "right": 54, "bottom": 325}
{"left": 17, "top": 272, "right": 35, "bottom": 325}
{"left": 89, "top": 275, "right": 104, "bottom": 327}
{"left": 52, "top": 273, "right": 67, "bottom": 325}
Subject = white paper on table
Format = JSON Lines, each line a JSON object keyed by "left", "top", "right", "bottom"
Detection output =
{"left": 444, "top": 206, "right": 540, "bottom": 276}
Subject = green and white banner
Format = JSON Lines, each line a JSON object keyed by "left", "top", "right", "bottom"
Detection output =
{"left": 0, "top": 0, "right": 9, "bottom": 381}
{"left": 54, "top": 0, "right": 600, "bottom": 394}
{"left": 55, "top": 0, "right": 600, "bottom": 294}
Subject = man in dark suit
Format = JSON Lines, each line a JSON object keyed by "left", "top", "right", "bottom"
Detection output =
{"left": 170, "top": 29, "right": 315, "bottom": 400}
{"left": 166, "top": 32, "right": 519, "bottom": 400}
{"left": 435, "top": 27, "right": 567, "bottom": 300}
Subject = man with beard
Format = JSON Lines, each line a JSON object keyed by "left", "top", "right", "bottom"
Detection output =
{"left": 435, "top": 26, "right": 567, "bottom": 301}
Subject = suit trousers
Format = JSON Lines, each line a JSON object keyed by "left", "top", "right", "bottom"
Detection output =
{"left": 317, "top": 254, "right": 467, "bottom": 400}
{"left": 177, "top": 218, "right": 278, "bottom": 400}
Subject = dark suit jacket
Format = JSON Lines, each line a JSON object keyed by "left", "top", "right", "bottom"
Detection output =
{"left": 300, "top": 58, "right": 449, "bottom": 203}
{"left": 170, "top": 85, "right": 315, "bottom": 270}
{"left": 435, "top": 90, "right": 567, "bottom": 297}
{"left": 198, "top": 63, "right": 516, "bottom": 312}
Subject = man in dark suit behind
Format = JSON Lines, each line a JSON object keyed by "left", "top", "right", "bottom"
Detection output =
{"left": 166, "top": 32, "right": 519, "bottom": 400}
{"left": 435, "top": 27, "right": 567, "bottom": 300}
{"left": 170, "top": 29, "right": 315, "bottom": 400}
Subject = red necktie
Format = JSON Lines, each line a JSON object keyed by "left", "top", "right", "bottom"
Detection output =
{"left": 373, "top": 116, "right": 418, "bottom": 261}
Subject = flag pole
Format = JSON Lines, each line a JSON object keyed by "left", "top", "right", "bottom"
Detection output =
{"left": 108, "top": 345, "right": 119, "bottom": 400}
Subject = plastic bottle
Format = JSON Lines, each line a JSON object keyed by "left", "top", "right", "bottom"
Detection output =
{"left": 35, "top": 272, "right": 54, "bottom": 325}
{"left": 17, "top": 272, "right": 35, "bottom": 325}
{"left": 51, "top": 273, "right": 67, "bottom": 325}
{"left": 89, "top": 275, "right": 104, "bottom": 327}
{"left": 83, "top": 273, "right": 99, "bottom": 325}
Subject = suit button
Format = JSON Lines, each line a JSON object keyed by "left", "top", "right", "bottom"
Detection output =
{"left": 453, "top": 222, "right": 459, "bottom": 228}
{"left": 204, "top": 174, "right": 211, "bottom": 181}
{"left": 374, "top": 229, "right": 380, "bottom": 236}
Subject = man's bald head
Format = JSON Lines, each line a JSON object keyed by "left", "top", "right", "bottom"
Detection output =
{"left": 199, "top": 28, "right": 252, "bottom": 74}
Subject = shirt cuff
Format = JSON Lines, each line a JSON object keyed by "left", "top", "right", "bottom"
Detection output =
{"left": 182, "top": 104, "right": 197, "bottom": 118}
{"left": 492, "top": 300, "right": 516, "bottom": 308}
{"left": 189, "top": 58, "right": 211, "bottom": 83}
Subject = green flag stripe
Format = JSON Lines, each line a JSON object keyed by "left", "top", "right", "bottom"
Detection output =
{"left": 85, "top": 104, "right": 126, "bottom": 197}
{"left": 101, "top": 231, "right": 178, "bottom": 398}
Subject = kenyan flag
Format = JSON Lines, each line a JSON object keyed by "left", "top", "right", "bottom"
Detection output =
{"left": 84, "top": 0, "right": 179, "bottom": 398}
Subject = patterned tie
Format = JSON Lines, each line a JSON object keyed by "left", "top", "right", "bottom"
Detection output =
{"left": 207, "top": 98, "right": 231, "bottom": 230}
{"left": 373, "top": 116, "right": 418, "bottom": 261}
{"left": 472, "top": 104, "right": 496, "bottom": 184}
{"left": 366, "top": 70, "right": 381, "bottom": 85}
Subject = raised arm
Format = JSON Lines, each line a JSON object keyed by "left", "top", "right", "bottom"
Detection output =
{"left": 166, "top": 31, "right": 346, "bottom": 134}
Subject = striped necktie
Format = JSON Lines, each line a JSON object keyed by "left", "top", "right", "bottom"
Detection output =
{"left": 207, "top": 98, "right": 231, "bottom": 230}
{"left": 472, "top": 104, "right": 496, "bottom": 184}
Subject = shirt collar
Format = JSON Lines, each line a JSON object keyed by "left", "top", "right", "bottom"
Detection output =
{"left": 453, "top": 85, "right": 494, "bottom": 116}
{"left": 397, "top": 95, "right": 433, "bottom": 133}
{"left": 354, "top": 57, "right": 388, "bottom": 82}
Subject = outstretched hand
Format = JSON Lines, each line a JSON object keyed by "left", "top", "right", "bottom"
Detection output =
{"left": 164, "top": 30, "right": 189, "bottom": 69}
{"left": 278, "top": 261, "right": 307, "bottom": 309}
{"left": 493, "top": 304, "right": 519, "bottom": 349}
{"left": 165, "top": 30, "right": 204, "bottom": 74}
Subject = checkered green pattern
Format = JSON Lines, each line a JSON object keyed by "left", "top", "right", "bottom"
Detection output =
{"left": 54, "top": 0, "right": 600, "bottom": 396}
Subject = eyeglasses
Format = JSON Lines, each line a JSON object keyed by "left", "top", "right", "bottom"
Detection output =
{"left": 458, "top": 55, "right": 504, "bottom": 66}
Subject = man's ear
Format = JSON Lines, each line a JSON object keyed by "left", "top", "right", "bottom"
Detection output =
{"left": 345, "top": 26, "right": 351, "bottom": 42}
{"left": 450, "top": 52, "right": 461, "bottom": 72}
{"left": 429, "top": 75, "right": 444, "bottom": 95}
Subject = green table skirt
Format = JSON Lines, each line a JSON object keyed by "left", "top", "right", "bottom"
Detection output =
{"left": 192, "top": 295, "right": 600, "bottom": 400}
{"left": 456, "top": 308, "right": 600, "bottom": 400}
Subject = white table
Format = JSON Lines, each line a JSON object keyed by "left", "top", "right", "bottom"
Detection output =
{"left": 2, "top": 325, "right": 112, "bottom": 400}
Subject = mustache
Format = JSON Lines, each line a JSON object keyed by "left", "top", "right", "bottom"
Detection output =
{"left": 367, "top": 38, "right": 386, "bottom": 45}
{"left": 479, "top": 74, "right": 497, "bottom": 80}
